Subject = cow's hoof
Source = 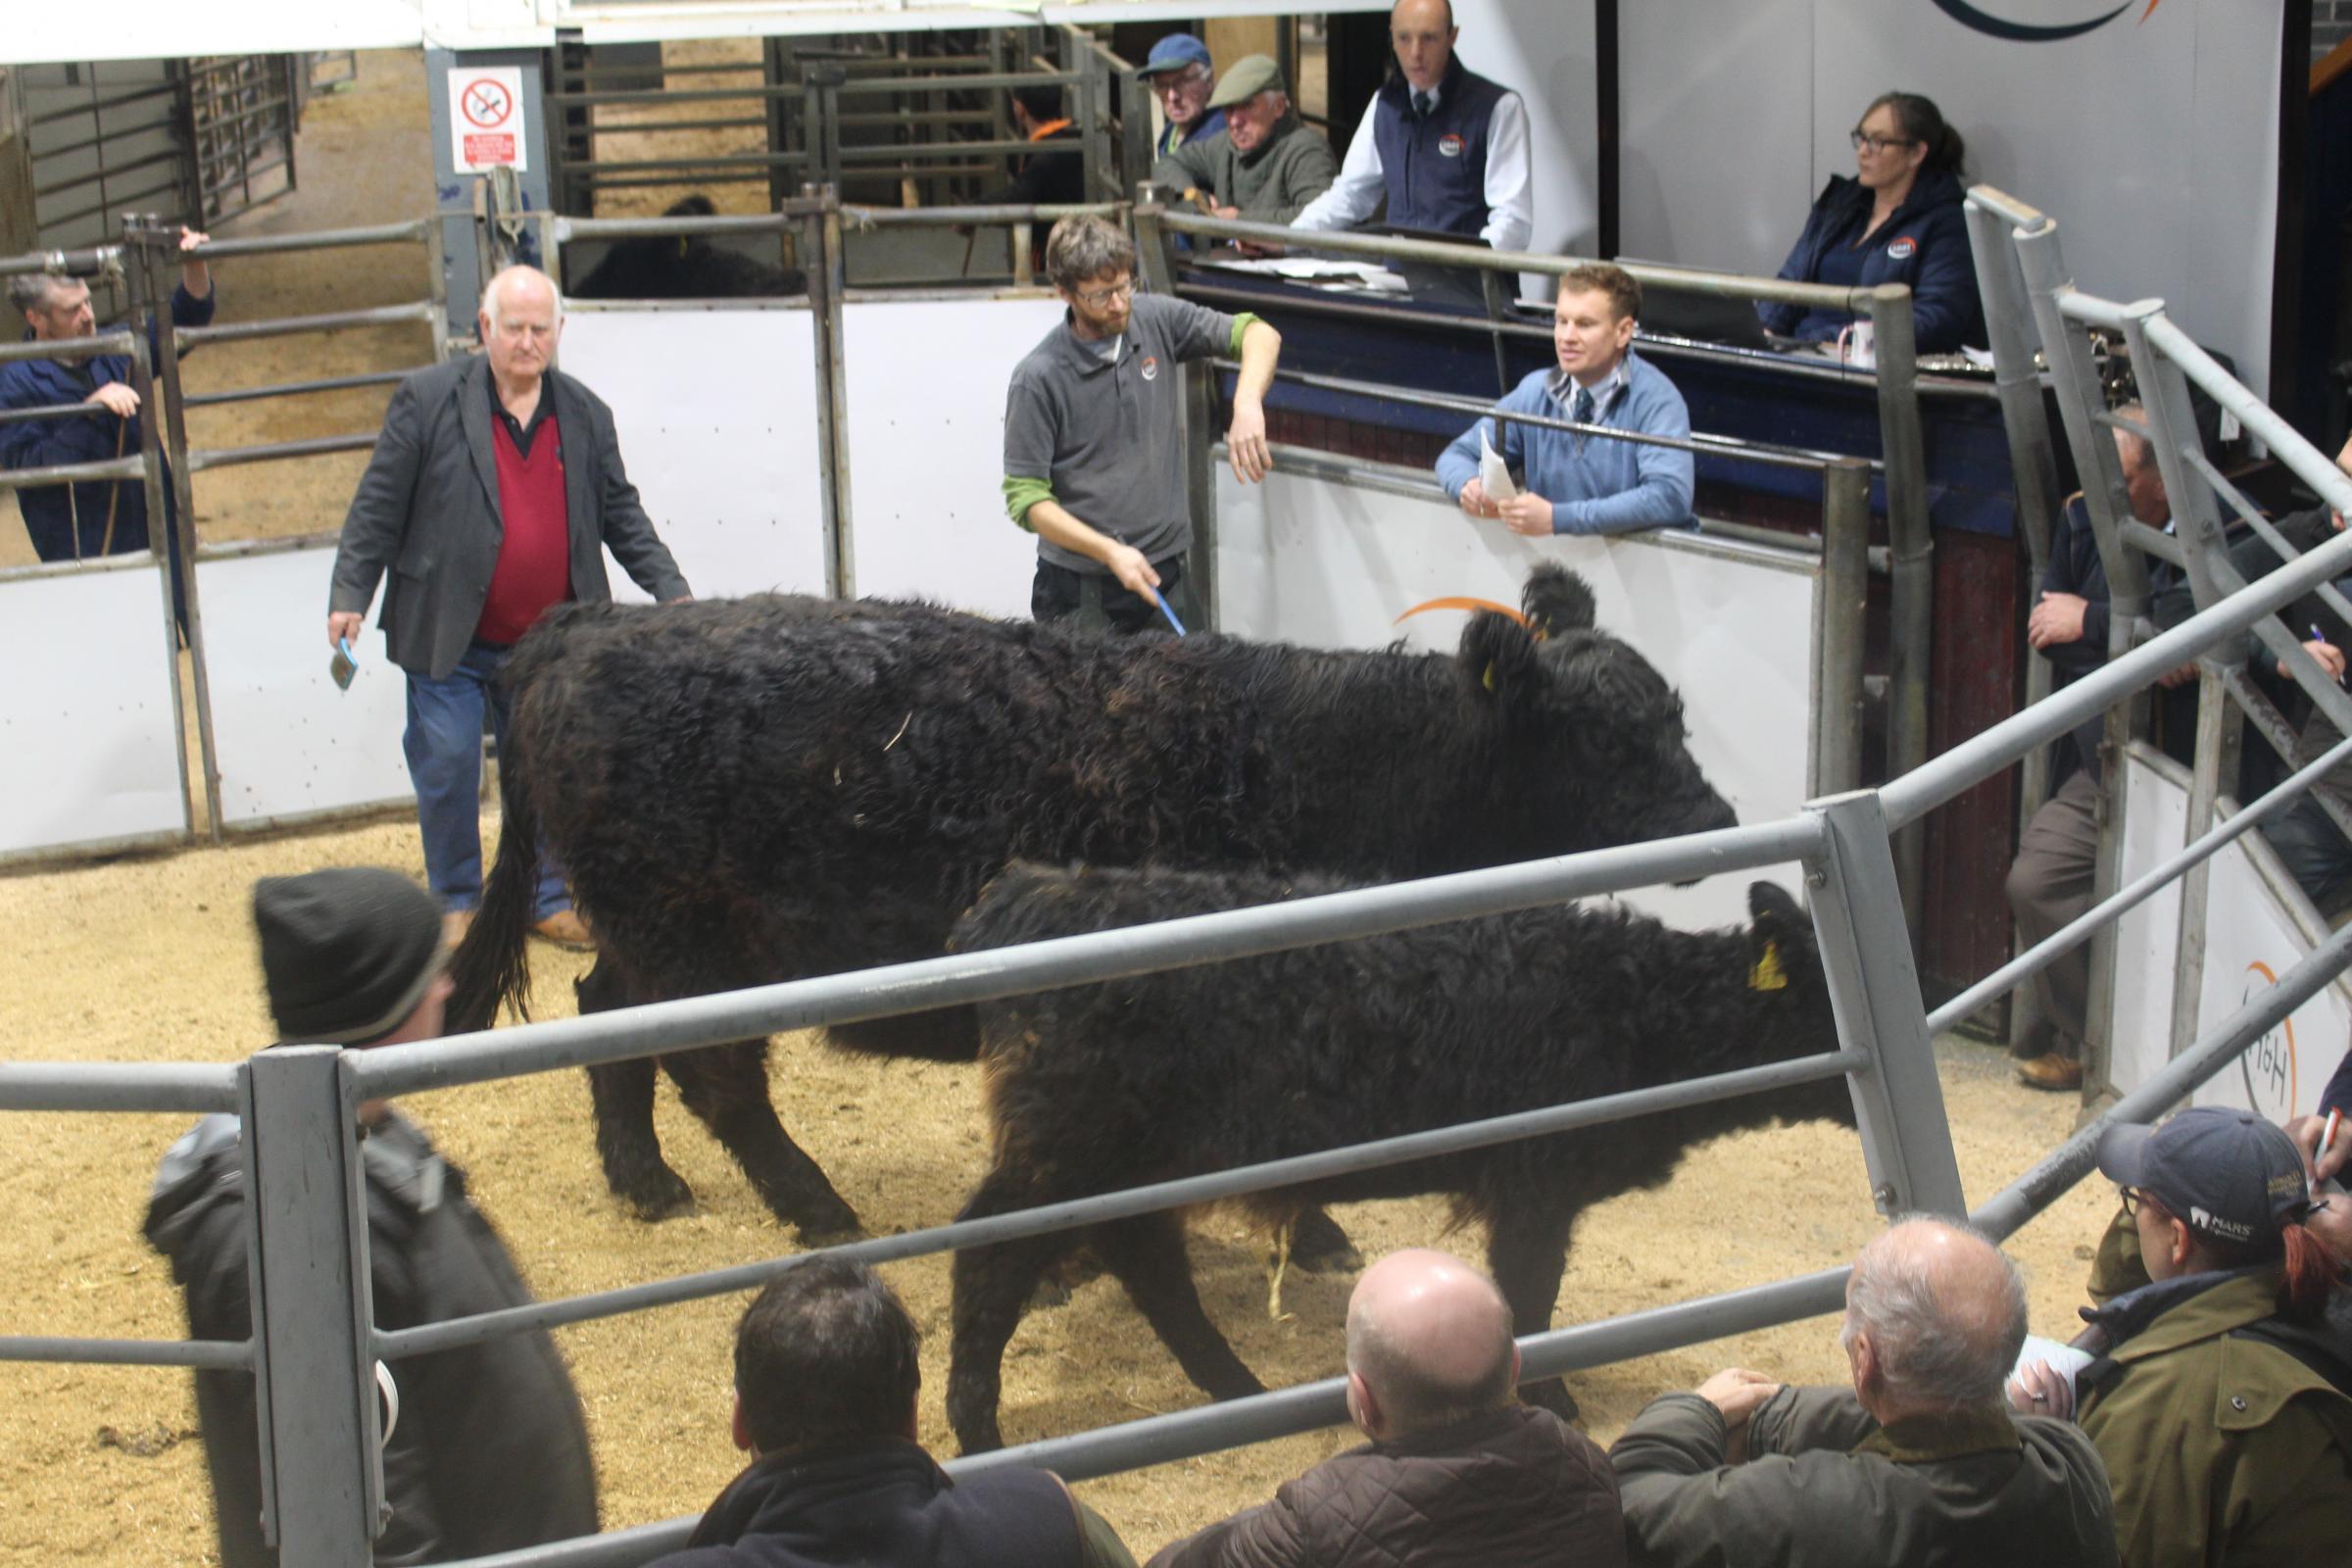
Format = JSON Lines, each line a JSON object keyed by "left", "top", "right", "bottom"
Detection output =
{"left": 1288, "top": 1209, "right": 1363, "bottom": 1274}
{"left": 623, "top": 1169, "right": 698, "bottom": 1221}
{"left": 1521, "top": 1376, "right": 1582, "bottom": 1425}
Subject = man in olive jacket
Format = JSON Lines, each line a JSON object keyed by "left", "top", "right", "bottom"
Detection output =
{"left": 1147, "top": 1250, "right": 1623, "bottom": 1568}
{"left": 1610, "top": 1219, "right": 2117, "bottom": 1567}
{"left": 1150, "top": 56, "right": 1338, "bottom": 229}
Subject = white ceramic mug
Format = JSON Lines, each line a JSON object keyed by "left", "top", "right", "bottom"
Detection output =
{"left": 1837, "top": 319, "right": 1877, "bottom": 370}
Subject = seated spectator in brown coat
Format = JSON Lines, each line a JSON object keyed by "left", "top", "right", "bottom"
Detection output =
{"left": 1146, "top": 1249, "right": 1623, "bottom": 1568}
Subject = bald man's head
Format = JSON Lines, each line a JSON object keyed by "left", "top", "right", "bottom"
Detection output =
{"left": 1840, "top": 1217, "right": 2027, "bottom": 1417}
{"left": 1345, "top": 1249, "right": 1517, "bottom": 1439}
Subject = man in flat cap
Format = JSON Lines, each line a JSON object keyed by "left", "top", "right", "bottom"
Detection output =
{"left": 1151, "top": 54, "right": 1339, "bottom": 230}
{"left": 1136, "top": 32, "right": 1224, "bottom": 161}
{"left": 145, "top": 866, "right": 598, "bottom": 1567}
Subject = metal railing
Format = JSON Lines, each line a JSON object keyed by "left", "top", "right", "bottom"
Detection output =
{"left": 1965, "top": 184, "right": 2352, "bottom": 1095}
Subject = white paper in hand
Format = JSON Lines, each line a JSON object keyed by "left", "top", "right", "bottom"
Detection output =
{"left": 1479, "top": 430, "right": 1518, "bottom": 503}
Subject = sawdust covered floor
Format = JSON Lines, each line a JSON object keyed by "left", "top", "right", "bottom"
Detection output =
{"left": 0, "top": 813, "right": 2119, "bottom": 1563}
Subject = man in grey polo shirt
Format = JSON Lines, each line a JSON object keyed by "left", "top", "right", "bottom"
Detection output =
{"left": 1002, "top": 216, "right": 1281, "bottom": 632}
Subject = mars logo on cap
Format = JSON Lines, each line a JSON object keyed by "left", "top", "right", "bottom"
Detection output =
{"left": 1886, "top": 236, "right": 1918, "bottom": 261}
{"left": 1439, "top": 132, "right": 1465, "bottom": 158}
{"left": 1140, "top": 355, "right": 1159, "bottom": 382}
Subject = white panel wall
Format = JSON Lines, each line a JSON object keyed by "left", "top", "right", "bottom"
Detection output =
{"left": 2111, "top": 750, "right": 2351, "bottom": 1117}
{"left": 1451, "top": 0, "right": 1601, "bottom": 272}
{"left": 842, "top": 295, "right": 1068, "bottom": 619}
{"left": 1215, "top": 467, "right": 1816, "bottom": 931}
{"left": 558, "top": 305, "right": 831, "bottom": 602}
{"left": 200, "top": 548, "right": 412, "bottom": 828}
{"left": 0, "top": 564, "right": 185, "bottom": 854}
{"left": 1619, "top": 0, "right": 2281, "bottom": 392}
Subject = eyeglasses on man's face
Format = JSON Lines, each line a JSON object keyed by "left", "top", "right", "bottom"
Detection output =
{"left": 2118, "top": 1186, "right": 2147, "bottom": 1217}
{"left": 1073, "top": 278, "right": 1136, "bottom": 309}
{"left": 1850, "top": 129, "right": 1918, "bottom": 154}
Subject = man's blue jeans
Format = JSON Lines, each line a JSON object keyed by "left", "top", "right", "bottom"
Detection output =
{"left": 404, "top": 640, "right": 567, "bottom": 918}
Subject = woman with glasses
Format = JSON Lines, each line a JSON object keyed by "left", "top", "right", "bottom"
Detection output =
{"left": 1755, "top": 91, "right": 1983, "bottom": 354}
{"left": 2011, "top": 1107, "right": 2351, "bottom": 1567}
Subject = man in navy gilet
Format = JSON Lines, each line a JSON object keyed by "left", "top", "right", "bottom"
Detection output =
{"left": 648, "top": 1256, "right": 1136, "bottom": 1568}
{"left": 1291, "top": 0, "right": 1533, "bottom": 253}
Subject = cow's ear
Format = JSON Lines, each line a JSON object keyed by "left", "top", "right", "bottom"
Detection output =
{"left": 1745, "top": 880, "right": 1810, "bottom": 992}
{"left": 1522, "top": 564, "right": 1598, "bottom": 640}
{"left": 1460, "top": 611, "right": 1542, "bottom": 701}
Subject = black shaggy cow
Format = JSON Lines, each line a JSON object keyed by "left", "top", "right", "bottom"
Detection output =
{"left": 450, "top": 565, "right": 1738, "bottom": 1242}
{"left": 941, "top": 863, "right": 1856, "bottom": 1454}
{"left": 568, "top": 194, "right": 808, "bottom": 300}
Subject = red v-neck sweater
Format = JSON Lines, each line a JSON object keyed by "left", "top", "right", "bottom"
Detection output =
{"left": 477, "top": 412, "right": 572, "bottom": 646}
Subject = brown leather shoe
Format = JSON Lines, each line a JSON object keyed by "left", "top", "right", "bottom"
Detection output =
{"left": 531, "top": 909, "right": 594, "bottom": 951}
{"left": 442, "top": 908, "right": 475, "bottom": 948}
{"left": 2016, "top": 1052, "right": 2084, "bottom": 1092}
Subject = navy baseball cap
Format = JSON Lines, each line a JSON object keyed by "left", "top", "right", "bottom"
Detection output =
{"left": 2097, "top": 1106, "right": 2311, "bottom": 1248}
{"left": 1138, "top": 34, "right": 1213, "bottom": 78}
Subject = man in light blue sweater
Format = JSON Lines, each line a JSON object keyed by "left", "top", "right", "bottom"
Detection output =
{"left": 1436, "top": 263, "right": 1694, "bottom": 536}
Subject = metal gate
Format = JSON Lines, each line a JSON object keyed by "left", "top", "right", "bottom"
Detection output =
{"left": 182, "top": 55, "right": 298, "bottom": 224}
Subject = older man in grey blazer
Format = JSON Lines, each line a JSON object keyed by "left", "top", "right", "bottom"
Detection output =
{"left": 327, "top": 265, "right": 689, "bottom": 947}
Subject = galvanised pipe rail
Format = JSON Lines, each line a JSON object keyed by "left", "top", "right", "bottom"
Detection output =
{"left": 0, "top": 246, "right": 118, "bottom": 278}
{"left": 1927, "top": 727, "right": 2352, "bottom": 1033}
{"left": 354, "top": 815, "right": 1822, "bottom": 1099}
{"left": 375, "top": 1048, "right": 1864, "bottom": 1362}
{"left": 1157, "top": 209, "right": 1869, "bottom": 313}
{"left": 180, "top": 368, "right": 414, "bottom": 409}
{"left": 0, "top": 453, "right": 146, "bottom": 489}
{"left": 183, "top": 220, "right": 431, "bottom": 260}
{"left": 186, "top": 432, "right": 378, "bottom": 473}
{"left": 1241, "top": 362, "right": 1861, "bottom": 474}
{"left": 0, "top": 1059, "right": 238, "bottom": 1113}
{"left": 176, "top": 301, "right": 437, "bottom": 349}
{"left": 0, "top": 329, "right": 133, "bottom": 365}
{"left": 554, "top": 209, "right": 816, "bottom": 243}
{"left": 0, "top": 1335, "right": 250, "bottom": 1370}
{"left": 844, "top": 203, "right": 1120, "bottom": 225}
{"left": 1882, "top": 523, "right": 2352, "bottom": 826}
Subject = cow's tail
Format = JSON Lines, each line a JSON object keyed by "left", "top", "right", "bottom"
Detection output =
{"left": 445, "top": 739, "right": 542, "bottom": 1036}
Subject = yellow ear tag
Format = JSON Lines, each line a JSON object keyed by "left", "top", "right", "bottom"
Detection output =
{"left": 1482, "top": 661, "right": 1496, "bottom": 692}
{"left": 676, "top": 237, "right": 690, "bottom": 258}
{"left": 1749, "top": 939, "right": 1788, "bottom": 992}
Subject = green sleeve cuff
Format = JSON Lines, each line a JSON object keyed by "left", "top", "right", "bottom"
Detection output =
{"left": 1003, "top": 474, "right": 1055, "bottom": 531}
{"left": 1228, "top": 312, "right": 1263, "bottom": 357}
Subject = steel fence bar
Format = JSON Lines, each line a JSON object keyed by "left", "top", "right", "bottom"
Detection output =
{"left": 556, "top": 212, "right": 815, "bottom": 243}
{"left": 1158, "top": 210, "right": 1863, "bottom": 311}
{"left": 176, "top": 301, "right": 436, "bottom": 348}
{"left": 0, "top": 329, "right": 134, "bottom": 365}
{"left": 2181, "top": 449, "right": 2352, "bottom": 632}
{"left": 0, "top": 1334, "right": 250, "bottom": 1370}
{"left": 181, "top": 368, "right": 415, "bottom": 409}
{"left": 843, "top": 203, "right": 1120, "bottom": 225}
{"left": 546, "top": 85, "right": 802, "bottom": 107}
{"left": 184, "top": 221, "right": 431, "bottom": 259}
{"left": 0, "top": 453, "right": 148, "bottom": 489}
{"left": 185, "top": 432, "right": 377, "bottom": 472}
{"left": 2140, "top": 316, "right": 2352, "bottom": 522}
{"left": 373, "top": 1047, "right": 1865, "bottom": 1361}
{"left": 1927, "top": 726, "right": 2352, "bottom": 1033}
{"left": 555, "top": 153, "right": 809, "bottom": 175}
{"left": 2122, "top": 519, "right": 2186, "bottom": 568}
{"left": 0, "top": 247, "right": 120, "bottom": 278}
{"left": 958, "top": 1265, "right": 1858, "bottom": 1486}
{"left": 1236, "top": 362, "right": 1851, "bottom": 472}
{"left": 0, "top": 1059, "right": 238, "bottom": 1113}
{"left": 450, "top": 1517, "right": 694, "bottom": 1568}
{"left": 0, "top": 401, "right": 113, "bottom": 425}
{"left": 1883, "top": 524, "right": 2352, "bottom": 826}
{"left": 24, "top": 81, "right": 176, "bottom": 125}
{"left": 829, "top": 71, "right": 1077, "bottom": 96}
{"left": 355, "top": 816, "right": 1822, "bottom": 1099}
{"left": 1972, "top": 917, "right": 2352, "bottom": 1241}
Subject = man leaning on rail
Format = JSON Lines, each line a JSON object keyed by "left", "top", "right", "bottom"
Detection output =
{"left": 145, "top": 865, "right": 598, "bottom": 1567}
{"left": 1609, "top": 1217, "right": 2118, "bottom": 1567}
{"left": 648, "top": 1254, "right": 1134, "bottom": 1568}
{"left": 0, "top": 228, "right": 212, "bottom": 630}
{"left": 1435, "top": 262, "right": 1693, "bottom": 537}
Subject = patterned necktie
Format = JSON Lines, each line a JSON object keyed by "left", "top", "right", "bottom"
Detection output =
{"left": 1412, "top": 90, "right": 1434, "bottom": 120}
{"left": 1572, "top": 386, "right": 1595, "bottom": 426}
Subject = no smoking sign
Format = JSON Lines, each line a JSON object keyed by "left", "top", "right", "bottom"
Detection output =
{"left": 447, "top": 65, "right": 529, "bottom": 174}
